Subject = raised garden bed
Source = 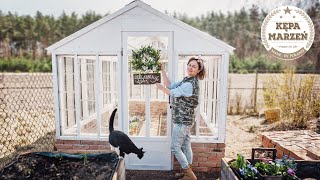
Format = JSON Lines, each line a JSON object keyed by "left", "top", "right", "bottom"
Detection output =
{"left": 221, "top": 148, "right": 320, "bottom": 180}
{"left": 0, "top": 152, "right": 125, "bottom": 180}
{"left": 221, "top": 158, "right": 320, "bottom": 180}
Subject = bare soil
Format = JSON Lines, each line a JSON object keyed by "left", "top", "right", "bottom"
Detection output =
{"left": 225, "top": 115, "right": 267, "bottom": 159}
{"left": 0, "top": 152, "right": 118, "bottom": 180}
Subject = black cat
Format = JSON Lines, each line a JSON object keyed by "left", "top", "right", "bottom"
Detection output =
{"left": 108, "top": 108, "right": 145, "bottom": 159}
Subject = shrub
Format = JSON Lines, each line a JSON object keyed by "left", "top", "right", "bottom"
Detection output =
{"left": 230, "top": 55, "right": 284, "bottom": 73}
{"left": 0, "top": 58, "right": 52, "bottom": 72}
{"left": 263, "top": 70, "right": 320, "bottom": 128}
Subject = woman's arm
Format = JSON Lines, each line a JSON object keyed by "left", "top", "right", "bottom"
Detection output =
{"left": 155, "top": 83, "right": 170, "bottom": 95}
{"left": 161, "top": 64, "right": 170, "bottom": 87}
{"left": 156, "top": 82, "right": 192, "bottom": 97}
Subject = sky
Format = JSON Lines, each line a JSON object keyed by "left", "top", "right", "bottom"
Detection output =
{"left": 0, "top": 0, "right": 317, "bottom": 18}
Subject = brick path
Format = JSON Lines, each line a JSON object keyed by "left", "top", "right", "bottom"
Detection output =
{"left": 261, "top": 130, "right": 320, "bottom": 160}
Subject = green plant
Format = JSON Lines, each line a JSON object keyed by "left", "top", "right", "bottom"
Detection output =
{"left": 130, "top": 46, "right": 161, "bottom": 73}
{"left": 229, "top": 55, "right": 284, "bottom": 73}
{"left": 255, "top": 161, "right": 281, "bottom": 176}
{"left": 255, "top": 156, "right": 299, "bottom": 179}
{"left": 0, "top": 58, "right": 52, "bottom": 72}
{"left": 54, "top": 154, "right": 63, "bottom": 160}
{"left": 230, "top": 154, "right": 258, "bottom": 179}
{"left": 83, "top": 153, "right": 89, "bottom": 165}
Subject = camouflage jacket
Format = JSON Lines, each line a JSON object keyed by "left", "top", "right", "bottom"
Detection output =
{"left": 172, "top": 76, "right": 199, "bottom": 125}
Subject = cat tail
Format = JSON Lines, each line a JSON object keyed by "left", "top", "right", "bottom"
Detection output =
{"left": 109, "top": 108, "right": 117, "bottom": 133}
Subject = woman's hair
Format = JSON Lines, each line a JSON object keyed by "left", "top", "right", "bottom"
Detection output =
{"left": 187, "top": 57, "right": 206, "bottom": 80}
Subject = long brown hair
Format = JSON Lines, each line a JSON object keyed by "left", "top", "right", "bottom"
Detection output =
{"left": 187, "top": 57, "right": 206, "bottom": 80}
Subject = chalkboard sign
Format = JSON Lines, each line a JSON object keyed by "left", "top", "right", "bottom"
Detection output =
{"left": 133, "top": 73, "right": 161, "bottom": 85}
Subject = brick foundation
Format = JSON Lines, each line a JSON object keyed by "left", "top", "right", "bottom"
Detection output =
{"left": 55, "top": 139, "right": 112, "bottom": 154}
{"left": 173, "top": 143, "right": 225, "bottom": 172}
{"left": 55, "top": 140, "right": 225, "bottom": 172}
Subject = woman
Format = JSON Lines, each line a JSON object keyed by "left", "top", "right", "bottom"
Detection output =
{"left": 156, "top": 57, "right": 206, "bottom": 180}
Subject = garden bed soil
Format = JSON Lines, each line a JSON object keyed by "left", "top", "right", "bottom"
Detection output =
{"left": 0, "top": 152, "right": 119, "bottom": 180}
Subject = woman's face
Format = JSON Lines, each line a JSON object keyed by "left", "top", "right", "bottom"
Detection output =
{"left": 187, "top": 60, "right": 199, "bottom": 77}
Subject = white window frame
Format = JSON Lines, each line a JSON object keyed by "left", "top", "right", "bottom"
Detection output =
{"left": 53, "top": 52, "right": 121, "bottom": 140}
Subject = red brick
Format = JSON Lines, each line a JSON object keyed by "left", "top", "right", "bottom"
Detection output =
{"left": 262, "top": 140, "right": 269, "bottom": 148}
{"left": 80, "top": 140, "right": 108, "bottom": 145}
{"left": 55, "top": 144, "right": 73, "bottom": 149}
{"left": 64, "top": 140, "right": 81, "bottom": 144}
{"left": 215, "top": 161, "right": 222, "bottom": 167}
{"left": 191, "top": 143, "right": 205, "bottom": 147}
{"left": 208, "top": 148, "right": 224, "bottom": 152}
{"left": 56, "top": 139, "right": 64, "bottom": 144}
{"left": 193, "top": 156, "right": 208, "bottom": 162}
{"left": 277, "top": 149, "right": 284, "bottom": 158}
{"left": 73, "top": 145, "right": 90, "bottom": 150}
{"left": 191, "top": 162, "right": 199, "bottom": 167}
{"left": 89, "top": 145, "right": 109, "bottom": 150}
{"left": 283, "top": 148, "right": 290, "bottom": 155}
{"left": 199, "top": 162, "right": 217, "bottom": 167}
{"left": 215, "top": 152, "right": 225, "bottom": 158}
{"left": 192, "top": 167, "right": 208, "bottom": 172}
{"left": 217, "top": 143, "right": 225, "bottom": 148}
{"left": 197, "top": 153, "right": 209, "bottom": 157}
{"left": 193, "top": 147, "right": 208, "bottom": 153}
{"left": 208, "top": 156, "right": 222, "bottom": 162}
{"left": 207, "top": 144, "right": 218, "bottom": 148}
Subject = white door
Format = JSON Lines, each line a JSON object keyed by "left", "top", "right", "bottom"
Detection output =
{"left": 121, "top": 31, "right": 173, "bottom": 170}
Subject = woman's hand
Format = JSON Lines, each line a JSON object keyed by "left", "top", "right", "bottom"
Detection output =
{"left": 159, "top": 63, "right": 170, "bottom": 87}
{"left": 160, "top": 63, "right": 164, "bottom": 71}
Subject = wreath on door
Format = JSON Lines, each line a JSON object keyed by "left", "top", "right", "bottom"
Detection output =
{"left": 129, "top": 46, "right": 162, "bottom": 85}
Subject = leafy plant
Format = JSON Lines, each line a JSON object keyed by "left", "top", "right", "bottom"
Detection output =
{"left": 130, "top": 46, "right": 161, "bottom": 73}
{"left": 54, "top": 154, "right": 63, "bottom": 160}
{"left": 275, "top": 156, "right": 299, "bottom": 179}
{"left": 230, "top": 154, "right": 258, "bottom": 179}
{"left": 255, "top": 161, "right": 281, "bottom": 176}
{"left": 0, "top": 58, "right": 52, "bottom": 72}
{"left": 255, "top": 156, "right": 299, "bottom": 179}
{"left": 83, "top": 153, "right": 89, "bottom": 165}
{"left": 230, "top": 154, "right": 299, "bottom": 180}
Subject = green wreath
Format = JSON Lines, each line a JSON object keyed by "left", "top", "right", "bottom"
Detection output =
{"left": 130, "top": 45, "right": 161, "bottom": 73}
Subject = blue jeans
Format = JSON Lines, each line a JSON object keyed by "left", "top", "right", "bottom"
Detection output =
{"left": 171, "top": 123, "right": 193, "bottom": 169}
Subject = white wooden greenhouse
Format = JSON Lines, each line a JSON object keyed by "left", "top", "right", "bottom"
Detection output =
{"left": 47, "top": 0, "right": 234, "bottom": 171}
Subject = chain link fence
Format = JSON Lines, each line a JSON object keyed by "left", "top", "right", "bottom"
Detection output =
{"left": 0, "top": 73, "right": 55, "bottom": 170}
